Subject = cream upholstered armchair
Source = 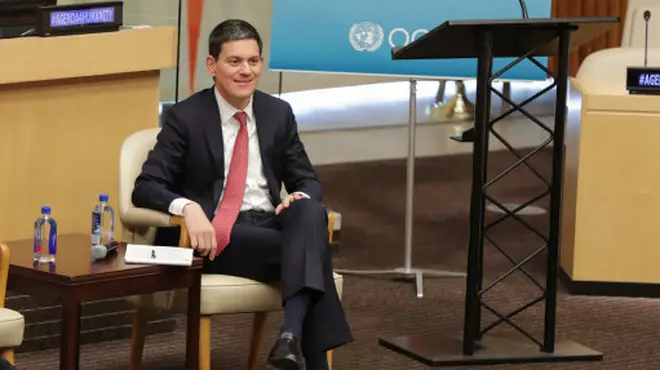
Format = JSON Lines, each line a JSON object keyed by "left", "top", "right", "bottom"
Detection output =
{"left": 119, "top": 128, "right": 341, "bottom": 370}
{"left": 0, "top": 243, "right": 25, "bottom": 365}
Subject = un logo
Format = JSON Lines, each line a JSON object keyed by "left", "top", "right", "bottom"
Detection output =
{"left": 349, "top": 22, "right": 384, "bottom": 52}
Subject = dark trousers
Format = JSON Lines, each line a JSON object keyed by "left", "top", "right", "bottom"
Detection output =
{"left": 155, "top": 199, "right": 353, "bottom": 355}
{"left": 0, "top": 358, "right": 17, "bottom": 370}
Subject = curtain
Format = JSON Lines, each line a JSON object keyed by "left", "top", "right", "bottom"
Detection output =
{"left": 549, "top": 0, "right": 628, "bottom": 76}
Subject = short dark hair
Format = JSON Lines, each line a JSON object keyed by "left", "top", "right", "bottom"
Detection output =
{"left": 208, "top": 19, "right": 263, "bottom": 59}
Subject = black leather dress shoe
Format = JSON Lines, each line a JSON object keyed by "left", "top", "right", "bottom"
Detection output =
{"left": 267, "top": 332, "right": 305, "bottom": 370}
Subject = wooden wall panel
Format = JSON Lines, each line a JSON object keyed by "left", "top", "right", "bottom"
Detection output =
{"left": 607, "top": 0, "right": 625, "bottom": 47}
{"left": 549, "top": 0, "right": 628, "bottom": 76}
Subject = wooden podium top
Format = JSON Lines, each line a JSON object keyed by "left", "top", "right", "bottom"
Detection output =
{"left": 0, "top": 26, "right": 177, "bottom": 85}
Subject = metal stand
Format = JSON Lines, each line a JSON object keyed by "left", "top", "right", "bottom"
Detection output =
{"left": 334, "top": 79, "right": 466, "bottom": 298}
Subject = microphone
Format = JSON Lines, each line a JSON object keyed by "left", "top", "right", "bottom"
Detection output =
{"left": 518, "top": 0, "right": 529, "bottom": 19}
{"left": 644, "top": 10, "right": 651, "bottom": 67}
{"left": 91, "top": 241, "right": 120, "bottom": 261}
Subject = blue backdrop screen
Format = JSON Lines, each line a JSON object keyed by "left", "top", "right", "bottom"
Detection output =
{"left": 269, "top": 0, "right": 552, "bottom": 81}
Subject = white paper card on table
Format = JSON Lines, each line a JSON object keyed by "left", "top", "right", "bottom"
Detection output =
{"left": 125, "top": 244, "right": 193, "bottom": 266}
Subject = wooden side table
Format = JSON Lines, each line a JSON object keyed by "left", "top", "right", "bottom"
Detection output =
{"left": 6, "top": 234, "right": 202, "bottom": 370}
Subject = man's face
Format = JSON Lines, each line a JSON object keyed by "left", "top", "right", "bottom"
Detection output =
{"left": 207, "top": 39, "right": 263, "bottom": 107}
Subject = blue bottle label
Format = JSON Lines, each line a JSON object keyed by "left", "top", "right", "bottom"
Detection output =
{"left": 91, "top": 211, "right": 101, "bottom": 244}
{"left": 91, "top": 212, "right": 101, "bottom": 233}
{"left": 49, "top": 230, "right": 57, "bottom": 255}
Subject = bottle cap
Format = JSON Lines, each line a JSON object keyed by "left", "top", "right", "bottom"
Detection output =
{"left": 99, "top": 194, "right": 109, "bottom": 202}
{"left": 41, "top": 206, "right": 51, "bottom": 214}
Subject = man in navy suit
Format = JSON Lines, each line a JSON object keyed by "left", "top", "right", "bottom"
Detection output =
{"left": 132, "top": 19, "right": 352, "bottom": 370}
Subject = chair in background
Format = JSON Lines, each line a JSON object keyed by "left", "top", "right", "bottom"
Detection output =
{"left": 119, "top": 128, "right": 341, "bottom": 370}
{"left": 0, "top": 243, "right": 25, "bottom": 365}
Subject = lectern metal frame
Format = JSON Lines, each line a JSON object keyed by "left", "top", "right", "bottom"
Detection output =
{"left": 378, "top": 17, "right": 618, "bottom": 366}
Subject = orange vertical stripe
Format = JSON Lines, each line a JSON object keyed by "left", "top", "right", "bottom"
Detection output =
{"left": 187, "top": 0, "right": 204, "bottom": 94}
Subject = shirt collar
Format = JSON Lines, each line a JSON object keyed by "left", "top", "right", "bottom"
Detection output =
{"left": 214, "top": 87, "right": 254, "bottom": 125}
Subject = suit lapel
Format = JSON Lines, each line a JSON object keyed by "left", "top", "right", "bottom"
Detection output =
{"left": 252, "top": 92, "right": 278, "bottom": 200}
{"left": 253, "top": 91, "right": 272, "bottom": 158}
{"left": 202, "top": 88, "right": 225, "bottom": 177}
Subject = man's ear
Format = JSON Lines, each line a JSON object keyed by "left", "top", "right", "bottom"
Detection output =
{"left": 206, "top": 55, "right": 217, "bottom": 77}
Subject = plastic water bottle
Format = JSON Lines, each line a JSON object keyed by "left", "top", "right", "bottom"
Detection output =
{"left": 91, "top": 193, "right": 115, "bottom": 246}
{"left": 33, "top": 206, "right": 57, "bottom": 263}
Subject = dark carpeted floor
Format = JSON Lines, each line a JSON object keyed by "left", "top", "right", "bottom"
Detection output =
{"left": 15, "top": 150, "right": 660, "bottom": 369}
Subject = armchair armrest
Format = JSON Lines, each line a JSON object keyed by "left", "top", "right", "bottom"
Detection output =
{"left": 119, "top": 206, "right": 189, "bottom": 248}
{"left": 120, "top": 207, "right": 173, "bottom": 229}
{"left": 0, "top": 243, "right": 9, "bottom": 306}
{"left": 120, "top": 207, "right": 175, "bottom": 246}
{"left": 170, "top": 216, "right": 191, "bottom": 248}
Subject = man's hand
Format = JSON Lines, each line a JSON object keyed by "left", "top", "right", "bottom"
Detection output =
{"left": 275, "top": 192, "right": 308, "bottom": 215}
{"left": 182, "top": 203, "right": 218, "bottom": 260}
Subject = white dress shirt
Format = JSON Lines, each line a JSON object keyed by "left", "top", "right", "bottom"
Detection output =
{"left": 168, "top": 89, "right": 276, "bottom": 216}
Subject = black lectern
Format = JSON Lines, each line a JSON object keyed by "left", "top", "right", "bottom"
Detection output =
{"left": 378, "top": 17, "right": 618, "bottom": 366}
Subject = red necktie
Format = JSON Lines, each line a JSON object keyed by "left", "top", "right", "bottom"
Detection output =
{"left": 212, "top": 111, "right": 249, "bottom": 255}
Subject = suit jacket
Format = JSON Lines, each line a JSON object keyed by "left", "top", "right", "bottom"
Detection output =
{"left": 132, "top": 87, "right": 322, "bottom": 220}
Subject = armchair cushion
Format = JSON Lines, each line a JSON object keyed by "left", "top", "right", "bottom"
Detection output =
{"left": 128, "top": 273, "right": 343, "bottom": 315}
{"left": 0, "top": 308, "right": 24, "bottom": 348}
